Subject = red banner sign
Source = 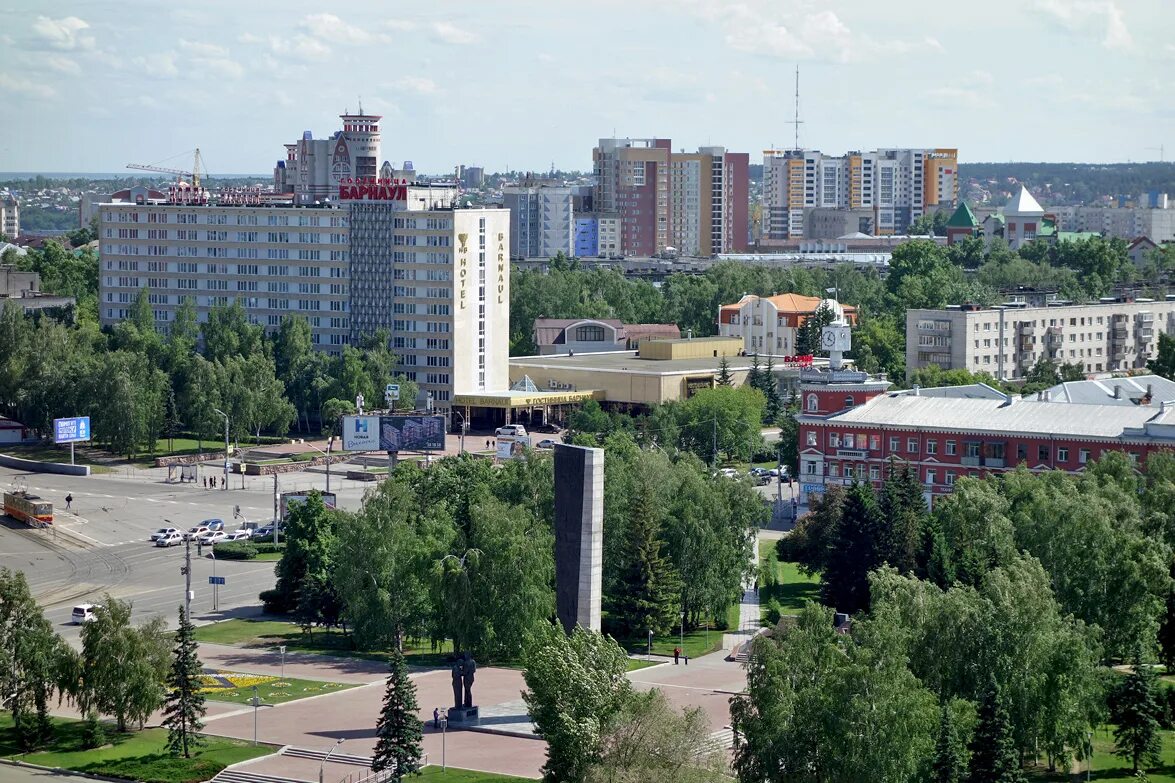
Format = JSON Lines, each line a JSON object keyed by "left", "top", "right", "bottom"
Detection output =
{"left": 779, "top": 354, "right": 814, "bottom": 367}
{"left": 337, "top": 177, "right": 408, "bottom": 201}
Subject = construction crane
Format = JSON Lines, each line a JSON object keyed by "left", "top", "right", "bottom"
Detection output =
{"left": 1146, "top": 146, "right": 1165, "bottom": 163}
{"left": 126, "top": 148, "right": 205, "bottom": 188}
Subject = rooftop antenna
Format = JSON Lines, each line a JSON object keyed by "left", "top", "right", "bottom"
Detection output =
{"left": 357, "top": 96, "right": 364, "bottom": 114}
{"left": 786, "top": 65, "right": 804, "bottom": 151}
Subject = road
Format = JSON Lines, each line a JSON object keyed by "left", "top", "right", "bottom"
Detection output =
{"left": 0, "top": 464, "right": 376, "bottom": 644}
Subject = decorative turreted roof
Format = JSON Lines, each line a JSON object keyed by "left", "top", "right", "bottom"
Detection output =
{"left": 1005, "top": 185, "right": 1045, "bottom": 215}
{"left": 945, "top": 201, "right": 979, "bottom": 229}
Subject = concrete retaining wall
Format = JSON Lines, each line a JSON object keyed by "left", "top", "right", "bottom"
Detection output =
{"left": 0, "top": 453, "right": 91, "bottom": 476}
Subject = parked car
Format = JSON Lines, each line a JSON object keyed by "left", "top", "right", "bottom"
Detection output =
{"left": 155, "top": 531, "right": 184, "bottom": 548}
{"left": 716, "top": 468, "right": 740, "bottom": 479}
{"left": 150, "top": 527, "right": 181, "bottom": 541}
{"left": 201, "top": 519, "right": 225, "bottom": 531}
{"left": 71, "top": 603, "right": 100, "bottom": 624}
{"left": 535, "top": 438, "right": 559, "bottom": 450}
{"left": 199, "top": 530, "right": 227, "bottom": 546}
{"left": 222, "top": 529, "right": 252, "bottom": 542}
{"left": 534, "top": 422, "right": 562, "bottom": 434}
{"left": 495, "top": 424, "right": 527, "bottom": 437}
{"left": 185, "top": 525, "right": 211, "bottom": 541}
{"left": 251, "top": 524, "right": 282, "bottom": 542}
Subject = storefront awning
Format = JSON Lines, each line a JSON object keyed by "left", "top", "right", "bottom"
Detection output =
{"left": 453, "top": 389, "right": 604, "bottom": 408}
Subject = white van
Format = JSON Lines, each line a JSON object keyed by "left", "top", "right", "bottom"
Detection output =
{"left": 71, "top": 604, "right": 99, "bottom": 624}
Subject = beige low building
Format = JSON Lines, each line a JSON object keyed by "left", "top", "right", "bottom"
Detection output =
{"left": 509, "top": 336, "right": 821, "bottom": 409}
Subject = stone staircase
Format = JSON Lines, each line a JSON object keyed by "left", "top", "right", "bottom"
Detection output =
{"left": 211, "top": 770, "right": 313, "bottom": 783}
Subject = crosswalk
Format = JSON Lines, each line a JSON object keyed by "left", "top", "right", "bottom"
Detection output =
{"left": 703, "top": 727, "right": 736, "bottom": 755}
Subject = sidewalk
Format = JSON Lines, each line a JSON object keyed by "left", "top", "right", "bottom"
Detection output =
{"left": 722, "top": 536, "right": 761, "bottom": 653}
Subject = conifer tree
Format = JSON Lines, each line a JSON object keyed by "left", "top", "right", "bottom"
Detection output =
{"left": 163, "top": 607, "right": 206, "bottom": 758}
{"left": 821, "top": 482, "right": 884, "bottom": 614}
{"left": 716, "top": 355, "right": 734, "bottom": 387}
{"left": 1112, "top": 657, "right": 1163, "bottom": 773}
{"left": 612, "top": 462, "right": 682, "bottom": 637}
{"left": 762, "top": 354, "right": 783, "bottom": 424}
{"left": 747, "top": 353, "right": 763, "bottom": 392}
{"left": 967, "top": 679, "right": 1023, "bottom": 783}
{"left": 371, "top": 648, "right": 423, "bottom": 779}
{"left": 932, "top": 703, "right": 965, "bottom": 783}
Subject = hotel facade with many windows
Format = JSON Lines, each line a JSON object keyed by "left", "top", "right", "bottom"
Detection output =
{"left": 98, "top": 190, "right": 509, "bottom": 410}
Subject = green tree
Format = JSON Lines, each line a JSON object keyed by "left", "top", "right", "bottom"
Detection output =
{"left": 678, "top": 385, "right": 764, "bottom": 463}
{"left": 932, "top": 703, "right": 966, "bottom": 783}
{"left": 795, "top": 301, "right": 837, "bottom": 356}
{"left": 270, "top": 492, "right": 336, "bottom": 620}
{"left": 1149, "top": 333, "right": 1175, "bottom": 381}
{"left": 79, "top": 597, "right": 169, "bottom": 732}
{"left": 162, "top": 607, "right": 206, "bottom": 758}
{"left": 1112, "top": 659, "right": 1164, "bottom": 774}
{"left": 586, "top": 690, "right": 728, "bottom": 783}
{"left": 1158, "top": 560, "right": 1175, "bottom": 674}
{"left": 610, "top": 456, "right": 682, "bottom": 637}
{"left": 522, "top": 623, "right": 634, "bottom": 783}
{"left": 715, "top": 354, "right": 733, "bottom": 387}
{"left": 200, "top": 301, "right": 263, "bottom": 363}
{"left": 761, "top": 354, "right": 783, "bottom": 423}
{"left": 371, "top": 649, "right": 423, "bottom": 779}
{"left": 0, "top": 568, "right": 68, "bottom": 750}
{"left": 822, "top": 482, "right": 885, "bottom": 614}
{"left": 967, "top": 678, "right": 1023, "bottom": 783}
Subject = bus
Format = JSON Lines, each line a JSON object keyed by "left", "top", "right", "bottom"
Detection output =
{"left": 3, "top": 490, "right": 53, "bottom": 526}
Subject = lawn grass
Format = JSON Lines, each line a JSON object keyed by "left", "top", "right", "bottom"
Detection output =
{"left": 4, "top": 443, "right": 114, "bottom": 473}
{"left": 0, "top": 714, "right": 271, "bottom": 783}
{"left": 416, "top": 766, "right": 536, "bottom": 782}
{"left": 194, "top": 618, "right": 456, "bottom": 666}
{"left": 625, "top": 658, "right": 661, "bottom": 671}
{"left": 760, "top": 558, "right": 821, "bottom": 619}
{"left": 614, "top": 603, "right": 738, "bottom": 660}
{"left": 1026, "top": 727, "right": 1175, "bottom": 781}
{"left": 199, "top": 672, "right": 357, "bottom": 705}
{"left": 253, "top": 552, "right": 283, "bottom": 561}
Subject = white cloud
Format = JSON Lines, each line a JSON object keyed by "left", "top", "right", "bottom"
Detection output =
{"left": 177, "top": 39, "right": 243, "bottom": 80}
{"left": 1034, "top": 0, "right": 1133, "bottom": 49}
{"left": 390, "top": 76, "right": 439, "bottom": 95}
{"left": 0, "top": 72, "right": 56, "bottom": 98}
{"left": 179, "top": 39, "right": 230, "bottom": 59}
{"left": 926, "top": 70, "right": 997, "bottom": 110}
{"left": 698, "top": 3, "right": 922, "bottom": 63}
{"left": 30, "top": 16, "right": 95, "bottom": 51}
{"left": 924, "top": 36, "right": 945, "bottom": 53}
{"left": 302, "top": 13, "right": 387, "bottom": 45}
{"left": 239, "top": 31, "right": 330, "bottom": 63}
{"left": 382, "top": 19, "right": 418, "bottom": 32}
{"left": 432, "top": 22, "right": 477, "bottom": 45}
{"left": 43, "top": 55, "right": 81, "bottom": 75}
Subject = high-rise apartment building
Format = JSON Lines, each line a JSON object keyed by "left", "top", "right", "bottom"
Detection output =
{"left": 593, "top": 138, "right": 672, "bottom": 256}
{"left": 762, "top": 147, "right": 958, "bottom": 240}
{"left": 1, "top": 195, "right": 18, "bottom": 239}
{"left": 668, "top": 147, "right": 749, "bottom": 256}
{"left": 592, "top": 138, "right": 749, "bottom": 257}
{"left": 502, "top": 184, "right": 573, "bottom": 259}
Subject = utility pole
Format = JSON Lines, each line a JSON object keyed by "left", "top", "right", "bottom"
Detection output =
{"left": 712, "top": 419, "right": 717, "bottom": 468}
{"left": 182, "top": 530, "right": 192, "bottom": 623}
{"left": 214, "top": 408, "right": 229, "bottom": 490}
{"left": 272, "top": 474, "right": 279, "bottom": 544}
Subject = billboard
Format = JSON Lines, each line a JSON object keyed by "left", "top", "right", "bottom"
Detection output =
{"left": 53, "top": 416, "right": 91, "bottom": 444}
{"left": 280, "top": 491, "right": 337, "bottom": 521}
{"left": 496, "top": 436, "right": 532, "bottom": 460}
{"left": 342, "top": 415, "right": 446, "bottom": 453}
{"left": 342, "top": 415, "right": 380, "bottom": 451}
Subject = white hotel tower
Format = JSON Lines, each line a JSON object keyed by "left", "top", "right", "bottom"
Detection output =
{"left": 98, "top": 110, "right": 509, "bottom": 411}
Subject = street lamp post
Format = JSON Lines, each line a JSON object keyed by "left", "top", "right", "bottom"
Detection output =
{"left": 279, "top": 645, "right": 286, "bottom": 681}
{"left": 213, "top": 408, "right": 229, "bottom": 491}
{"left": 647, "top": 629, "right": 653, "bottom": 662}
{"left": 679, "top": 611, "right": 685, "bottom": 663}
{"left": 319, "top": 738, "right": 343, "bottom": 783}
{"left": 439, "top": 714, "right": 448, "bottom": 772}
{"left": 251, "top": 685, "right": 260, "bottom": 746}
{"left": 453, "top": 410, "right": 467, "bottom": 453}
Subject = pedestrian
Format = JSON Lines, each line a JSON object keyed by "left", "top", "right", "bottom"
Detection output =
{"left": 65, "top": 493, "right": 73, "bottom": 511}
{"left": 433, "top": 707, "right": 440, "bottom": 729}
{"left": 673, "top": 646, "right": 681, "bottom": 665}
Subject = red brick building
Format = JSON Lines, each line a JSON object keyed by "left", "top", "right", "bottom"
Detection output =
{"left": 796, "top": 384, "right": 1175, "bottom": 505}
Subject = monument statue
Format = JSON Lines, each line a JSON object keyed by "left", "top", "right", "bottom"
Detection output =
{"left": 462, "top": 652, "right": 477, "bottom": 709}
{"left": 450, "top": 657, "right": 464, "bottom": 710}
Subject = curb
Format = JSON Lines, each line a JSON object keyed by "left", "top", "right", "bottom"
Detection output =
{"left": 0, "top": 757, "right": 129, "bottom": 783}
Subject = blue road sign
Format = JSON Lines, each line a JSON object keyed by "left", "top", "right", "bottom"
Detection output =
{"left": 208, "top": 576, "right": 226, "bottom": 586}
{"left": 53, "top": 416, "right": 91, "bottom": 444}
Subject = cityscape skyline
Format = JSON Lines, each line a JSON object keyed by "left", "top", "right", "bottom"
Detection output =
{"left": 0, "top": 0, "right": 1171, "bottom": 174}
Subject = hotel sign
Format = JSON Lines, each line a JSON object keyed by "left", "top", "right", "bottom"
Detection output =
{"left": 337, "top": 177, "right": 408, "bottom": 201}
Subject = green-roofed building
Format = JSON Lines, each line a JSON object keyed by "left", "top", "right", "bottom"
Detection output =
{"left": 945, "top": 201, "right": 980, "bottom": 245}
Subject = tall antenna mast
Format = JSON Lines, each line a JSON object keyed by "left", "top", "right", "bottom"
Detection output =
{"left": 787, "top": 65, "right": 804, "bottom": 151}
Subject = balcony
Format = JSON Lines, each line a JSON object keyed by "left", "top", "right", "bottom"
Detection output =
{"left": 1019, "top": 324, "right": 1035, "bottom": 335}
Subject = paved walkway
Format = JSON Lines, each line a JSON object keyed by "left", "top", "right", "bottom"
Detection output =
{"left": 722, "top": 536, "right": 761, "bottom": 653}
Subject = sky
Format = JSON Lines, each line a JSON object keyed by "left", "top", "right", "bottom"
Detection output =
{"left": 0, "top": 0, "right": 1171, "bottom": 175}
